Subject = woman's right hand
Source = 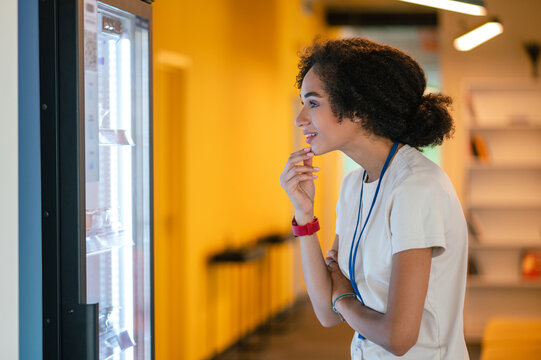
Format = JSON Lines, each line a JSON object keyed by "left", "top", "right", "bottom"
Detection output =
{"left": 279, "top": 147, "right": 320, "bottom": 223}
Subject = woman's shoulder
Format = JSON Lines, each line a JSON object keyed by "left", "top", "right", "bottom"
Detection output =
{"left": 338, "top": 167, "right": 364, "bottom": 199}
{"left": 342, "top": 167, "right": 363, "bottom": 185}
{"left": 391, "top": 146, "right": 454, "bottom": 196}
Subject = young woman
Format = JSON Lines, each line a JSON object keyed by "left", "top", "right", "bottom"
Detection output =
{"left": 279, "top": 38, "right": 469, "bottom": 359}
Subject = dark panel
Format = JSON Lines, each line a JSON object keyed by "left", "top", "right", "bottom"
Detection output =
{"left": 39, "top": 0, "right": 61, "bottom": 357}
{"left": 40, "top": 0, "right": 89, "bottom": 357}
{"left": 57, "top": 0, "right": 84, "bottom": 307}
{"left": 62, "top": 303, "right": 99, "bottom": 360}
{"left": 326, "top": 11, "right": 438, "bottom": 27}
{"left": 56, "top": 0, "right": 94, "bottom": 356}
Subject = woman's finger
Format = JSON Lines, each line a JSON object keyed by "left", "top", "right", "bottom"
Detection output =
{"left": 287, "top": 150, "right": 314, "bottom": 167}
{"left": 288, "top": 147, "right": 312, "bottom": 159}
{"left": 284, "top": 173, "right": 318, "bottom": 192}
{"left": 327, "top": 250, "right": 338, "bottom": 261}
{"left": 326, "top": 256, "right": 338, "bottom": 269}
{"left": 289, "top": 147, "right": 312, "bottom": 157}
{"left": 303, "top": 154, "right": 313, "bottom": 167}
{"left": 286, "top": 165, "right": 320, "bottom": 177}
{"left": 288, "top": 148, "right": 314, "bottom": 163}
{"left": 280, "top": 148, "right": 315, "bottom": 181}
{"left": 280, "top": 152, "right": 315, "bottom": 184}
{"left": 286, "top": 171, "right": 318, "bottom": 184}
{"left": 294, "top": 165, "right": 321, "bottom": 173}
{"left": 283, "top": 165, "right": 320, "bottom": 184}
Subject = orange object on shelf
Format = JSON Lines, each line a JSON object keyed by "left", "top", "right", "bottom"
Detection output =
{"left": 521, "top": 250, "right": 541, "bottom": 281}
{"left": 471, "top": 134, "right": 490, "bottom": 163}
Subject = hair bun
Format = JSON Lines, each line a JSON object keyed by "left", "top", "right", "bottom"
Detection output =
{"left": 400, "top": 93, "right": 454, "bottom": 148}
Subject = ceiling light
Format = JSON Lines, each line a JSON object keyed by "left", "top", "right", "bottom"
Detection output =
{"left": 399, "top": 0, "right": 486, "bottom": 16}
{"left": 454, "top": 21, "right": 503, "bottom": 51}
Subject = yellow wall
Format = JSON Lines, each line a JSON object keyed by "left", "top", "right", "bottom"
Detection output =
{"left": 153, "top": 1, "right": 333, "bottom": 359}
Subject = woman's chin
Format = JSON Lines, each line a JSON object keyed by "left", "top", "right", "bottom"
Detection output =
{"left": 311, "top": 146, "right": 330, "bottom": 156}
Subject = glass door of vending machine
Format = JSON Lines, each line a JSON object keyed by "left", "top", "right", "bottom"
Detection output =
{"left": 84, "top": 1, "right": 152, "bottom": 359}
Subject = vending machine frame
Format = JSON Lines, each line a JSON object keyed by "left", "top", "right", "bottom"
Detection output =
{"left": 39, "top": 0, "right": 154, "bottom": 359}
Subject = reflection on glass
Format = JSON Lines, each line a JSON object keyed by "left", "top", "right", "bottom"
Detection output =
{"left": 84, "top": 1, "right": 151, "bottom": 359}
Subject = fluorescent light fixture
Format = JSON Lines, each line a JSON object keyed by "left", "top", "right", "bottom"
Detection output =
{"left": 399, "top": 0, "right": 486, "bottom": 16}
{"left": 454, "top": 21, "right": 503, "bottom": 51}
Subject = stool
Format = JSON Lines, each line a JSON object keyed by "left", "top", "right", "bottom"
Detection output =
{"left": 481, "top": 317, "right": 541, "bottom": 360}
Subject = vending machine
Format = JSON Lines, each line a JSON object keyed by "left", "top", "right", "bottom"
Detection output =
{"left": 40, "top": 0, "right": 154, "bottom": 359}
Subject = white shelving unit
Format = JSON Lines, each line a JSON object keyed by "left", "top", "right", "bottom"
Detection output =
{"left": 462, "top": 79, "right": 541, "bottom": 342}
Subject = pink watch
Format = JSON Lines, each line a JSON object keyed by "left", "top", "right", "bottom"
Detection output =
{"left": 292, "top": 217, "right": 320, "bottom": 237}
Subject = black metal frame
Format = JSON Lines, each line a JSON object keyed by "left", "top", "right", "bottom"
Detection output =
{"left": 39, "top": 0, "right": 154, "bottom": 359}
{"left": 326, "top": 11, "right": 438, "bottom": 27}
{"left": 39, "top": 0, "right": 61, "bottom": 357}
{"left": 40, "top": 0, "right": 98, "bottom": 357}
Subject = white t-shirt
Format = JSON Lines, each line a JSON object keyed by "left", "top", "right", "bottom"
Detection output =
{"left": 336, "top": 145, "right": 469, "bottom": 360}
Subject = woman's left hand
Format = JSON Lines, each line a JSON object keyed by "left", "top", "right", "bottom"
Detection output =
{"left": 325, "top": 250, "right": 355, "bottom": 301}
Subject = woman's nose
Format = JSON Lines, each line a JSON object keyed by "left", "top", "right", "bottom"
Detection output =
{"left": 295, "top": 106, "right": 309, "bottom": 128}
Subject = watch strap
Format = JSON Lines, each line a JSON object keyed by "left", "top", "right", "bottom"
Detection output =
{"left": 292, "top": 216, "right": 320, "bottom": 236}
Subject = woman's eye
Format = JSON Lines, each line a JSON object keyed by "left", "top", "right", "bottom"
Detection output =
{"left": 309, "top": 101, "right": 319, "bottom": 108}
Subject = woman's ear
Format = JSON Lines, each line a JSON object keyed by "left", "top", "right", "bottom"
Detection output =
{"left": 349, "top": 111, "right": 364, "bottom": 123}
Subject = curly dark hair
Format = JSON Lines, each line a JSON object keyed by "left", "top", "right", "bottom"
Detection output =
{"left": 296, "top": 38, "right": 454, "bottom": 149}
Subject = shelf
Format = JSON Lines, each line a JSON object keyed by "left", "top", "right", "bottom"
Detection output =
{"left": 467, "top": 202, "right": 541, "bottom": 210}
{"left": 99, "top": 129, "right": 135, "bottom": 146}
{"left": 468, "top": 163, "right": 541, "bottom": 171}
{"left": 464, "top": 330, "right": 483, "bottom": 344}
{"left": 469, "top": 243, "right": 541, "bottom": 250}
{"left": 467, "top": 276, "right": 541, "bottom": 289}
{"left": 100, "top": 328, "right": 136, "bottom": 360}
{"left": 86, "top": 230, "right": 134, "bottom": 256}
{"left": 470, "top": 124, "right": 541, "bottom": 132}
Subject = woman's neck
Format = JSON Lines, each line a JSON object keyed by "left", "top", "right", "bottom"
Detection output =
{"left": 342, "top": 135, "right": 401, "bottom": 183}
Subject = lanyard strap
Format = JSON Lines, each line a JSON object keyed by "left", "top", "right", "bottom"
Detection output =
{"left": 347, "top": 141, "right": 399, "bottom": 339}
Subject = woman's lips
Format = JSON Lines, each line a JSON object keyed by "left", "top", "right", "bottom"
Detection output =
{"left": 305, "top": 133, "right": 317, "bottom": 144}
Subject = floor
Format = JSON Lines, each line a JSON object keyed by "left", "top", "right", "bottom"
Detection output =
{"left": 215, "top": 297, "right": 481, "bottom": 360}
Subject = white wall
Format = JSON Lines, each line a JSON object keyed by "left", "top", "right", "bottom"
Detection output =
{"left": 0, "top": 0, "right": 19, "bottom": 359}
{"left": 440, "top": 0, "right": 541, "bottom": 198}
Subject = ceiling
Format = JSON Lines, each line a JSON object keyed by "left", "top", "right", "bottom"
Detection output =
{"left": 309, "top": 0, "right": 437, "bottom": 13}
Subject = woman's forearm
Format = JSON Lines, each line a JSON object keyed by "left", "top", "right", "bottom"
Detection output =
{"left": 334, "top": 297, "right": 400, "bottom": 353}
{"left": 334, "top": 296, "right": 417, "bottom": 356}
{"left": 334, "top": 248, "right": 432, "bottom": 356}
{"left": 298, "top": 233, "right": 342, "bottom": 327}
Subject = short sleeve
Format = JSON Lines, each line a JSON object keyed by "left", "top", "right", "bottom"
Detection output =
{"left": 336, "top": 169, "right": 357, "bottom": 238}
{"left": 336, "top": 201, "right": 341, "bottom": 236}
{"left": 389, "top": 179, "right": 448, "bottom": 257}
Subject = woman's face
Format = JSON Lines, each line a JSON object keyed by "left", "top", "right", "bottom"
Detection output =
{"left": 296, "top": 68, "right": 362, "bottom": 155}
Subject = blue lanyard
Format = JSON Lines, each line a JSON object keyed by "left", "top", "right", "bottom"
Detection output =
{"left": 348, "top": 141, "right": 399, "bottom": 339}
